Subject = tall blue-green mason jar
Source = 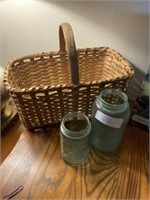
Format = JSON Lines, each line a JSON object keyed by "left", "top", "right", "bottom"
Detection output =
{"left": 90, "top": 89, "right": 130, "bottom": 152}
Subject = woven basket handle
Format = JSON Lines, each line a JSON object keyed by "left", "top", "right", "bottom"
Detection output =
{"left": 59, "top": 23, "right": 79, "bottom": 85}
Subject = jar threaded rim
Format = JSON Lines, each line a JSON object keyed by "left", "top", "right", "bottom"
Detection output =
{"left": 60, "top": 112, "right": 91, "bottom": 139}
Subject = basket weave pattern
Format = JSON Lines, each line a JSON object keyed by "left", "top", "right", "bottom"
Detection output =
{"left": 4, "top": 23, "right": 134, "bottom": 130}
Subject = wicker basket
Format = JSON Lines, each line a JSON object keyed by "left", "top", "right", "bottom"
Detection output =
{"left": 4, "top": 23, "right": 134, "bottom": 130}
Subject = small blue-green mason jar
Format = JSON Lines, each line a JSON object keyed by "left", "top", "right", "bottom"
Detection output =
{"left": 90, "top": 89, "right": 130, "bottom": 152}
{"left": 60, "top": 112, "right": 91, "bottom": 166}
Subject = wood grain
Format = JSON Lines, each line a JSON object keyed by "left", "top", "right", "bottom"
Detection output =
{"left": 1, "top": 120, "right": 25, "bottom": 163}
{"left": 0, "top": 122, "right": 149, "bottom": 200}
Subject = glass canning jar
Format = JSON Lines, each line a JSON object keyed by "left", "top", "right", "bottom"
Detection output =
{"left": 60, "top": 112, "right": 91, "bottom": 166}
{"left": 90, "top": 89, "right": 130, "bottom": 152}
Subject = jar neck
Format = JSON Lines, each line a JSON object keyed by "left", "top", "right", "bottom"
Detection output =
{"left": 96, "top": 89, "right": 128, "bottom": 112}
{"left": 61, "top": 112, "right": 91, "bottom": 139}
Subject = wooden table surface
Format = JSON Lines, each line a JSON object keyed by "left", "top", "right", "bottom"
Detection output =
{"left": 0, "top": 120, "right": 149, "bottom": 200}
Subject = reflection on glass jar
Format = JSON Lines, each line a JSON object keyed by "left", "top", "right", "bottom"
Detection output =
{"left": 60, "top": 112, "right": 91, "bottom": 166}
{"left": 90, "top": 89, "right": 130, "bottom": 152}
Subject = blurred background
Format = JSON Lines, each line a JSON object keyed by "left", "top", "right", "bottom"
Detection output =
{"left": 0, "top": 0, "right": 149, "bottom": 100}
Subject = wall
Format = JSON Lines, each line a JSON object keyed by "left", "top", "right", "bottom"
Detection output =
{"left": 0, "top": 0, "right": 149, "bottom": 99}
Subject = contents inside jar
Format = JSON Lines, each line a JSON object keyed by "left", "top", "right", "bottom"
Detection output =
{"left": 64, "top": 119, "right": 87, "bottom": 132}
{"left": 102, "top": 93, "right": 124, "bottom": 105}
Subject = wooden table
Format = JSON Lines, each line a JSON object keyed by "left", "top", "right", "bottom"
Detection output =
{"left": 0, "top": 120, "right": 149, "bottom": 200}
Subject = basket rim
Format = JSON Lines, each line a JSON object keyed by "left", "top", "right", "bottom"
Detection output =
{"left": 4, "top": 76, "right": 132, "bottom": 94}
{"left": 3, "top": 46, "right": 134, "bottom": 94}
{"left": 4, "top": 46, "right": 134, "bottom": 67}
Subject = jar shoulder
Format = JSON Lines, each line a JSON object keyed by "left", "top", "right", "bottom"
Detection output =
{"left": 92, "top": 98, "right": 130, "bottom": 118}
